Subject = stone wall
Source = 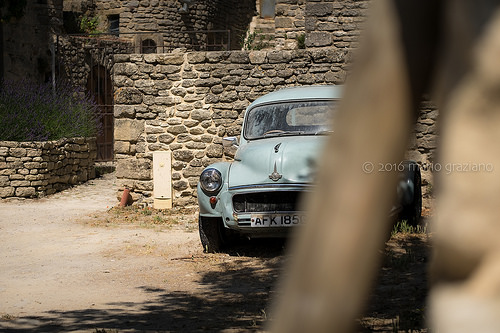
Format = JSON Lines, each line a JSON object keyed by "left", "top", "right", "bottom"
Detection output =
{"left": 305, "top": 0, "right": 369, "bottom": 49}
{"left": 251, "top": 0, "right": 369, "bottom": 51}
{"left": 0, "top": 138, "right": 97, "bottom": 198}
{"left": 113, "top": 49, "right": 437, "bottom": 209}
{"left": 2, "top": 0, "right": 63, "bottom": 82}
{"left": 407, "top": 100, "right": 439, "bottom": 209}
{"left": 57, "top": 35, "right": 131, "bottom": 88}
{"left": 273, "top": 0, "right": 306, "bottom": 50}
{"left": 62, "top": 0, "right": 369, "bottom": 52}
{"left": 252, "top": 0, "right": 370, "bottom": 51}
{"left": 63, "top": 0, "right": 256, "bottom": 51}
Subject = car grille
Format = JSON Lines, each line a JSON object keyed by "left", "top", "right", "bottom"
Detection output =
{"left": 233, "top": 191, "right": 303, "bottom": 213}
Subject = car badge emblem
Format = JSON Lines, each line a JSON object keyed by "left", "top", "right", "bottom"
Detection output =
{"left": 274, "top": 143, "right": 282, "bottom": 153}
{"left": 269, "top": 162, "right": 282, "bottom": 181}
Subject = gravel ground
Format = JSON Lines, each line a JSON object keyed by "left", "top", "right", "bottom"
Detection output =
{"left": 0, "top": 172, "right": 431, "bottom": 332}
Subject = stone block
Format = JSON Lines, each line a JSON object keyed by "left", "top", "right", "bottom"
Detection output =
{"left": 306, "top": 2, "right": 333, "bottom": 16}
{"left": 167, "top": 125, "right": 187, "bottom": 135}
{"left": 155, "top": 96, "right": 176, "bottom": 105}
{"left": 221, "top": 76, "right": 241, "bottom": 86}
{"left": 186, "top": 52, "right": 206, "bottom": 64}
{"left": 0, "top": 175, "right": 9, "bottom": 186}
{"left": 115, "top": 87, "right": 143, "bottom": 104}
{"left": 306, "top": 32, "right": 333, "bottom": 47}
{"left": 275, "top": 17, "right": 294, "bottom": 29}
{"left": 115, "top": 119, "right": 145, "bottom": 142}
{"left": 18, "top": 168, "right": 30, "bottom": 175}
{"left": 116, "top": 158, "right": 152, "bottom": 180}
{"left": 114, "top": 62, "right": 138, "bottom": 76}
{"left": 69, "top": 175, "right": 79, "bottom": 185}
{"left": 189, "top": 127, "right": 205, "bottom": 136}
{"left": 195, "top": 78, "right": 221, "bottom": 87}
{"left": 114, "top": 75, "right": 134, "bottom": 87}
{"left": 9, "top": 148, "right": 27, "bottom": 158}
{"left": 206, "top": 144, "right": 223, "bottom": 158}
{"left": 173, "top": 180, "right": 188, "bottom": 191}
{"left": 11, "top": 180, "right": 31, "bottom": 187}
{"left": 0, "top": 187, "right": 15, "bottom": 197}
{"left": 25, "top": 149, "right": 41, "bottom": 158}
{"left": 182, "top": 166, "right": 204, "bottom": 178}
{"left": 157, "top": 65, "right": 180, "bottom": 74}
{"left": 173, "top": 150, "right": 194, "bottom": 162}
{"left": 114, "top": 105, "right": 136, "bottom": 118}
{"left": 228, "top": 51, "right": 250, "bottom": 64}
{"left": 0, "top": 141, "right": 18, "bottom": 148}
{"left": 157, "top": 54, "right": 185, "bottom": 65}
{"left": 136, "top": 180, "right": 153, "bottom": 191}
{"left": 114, "top": 141, "right": 131, "bottom": 154}
{"left": 15, "top": 187, "right": 36, "bottom": 197}
{"left": 114, "top": 54, "right": 130, "bottom": 63}
{"left": 185, "top": 142, "right": 206, "bottom": 150}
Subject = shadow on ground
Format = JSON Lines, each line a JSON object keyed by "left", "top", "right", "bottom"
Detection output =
{"left": 1, "top": 235, "right": 430, "bottom": 332}
{"left": 0, "top": 239, "right": 286, "bottom": 332}
{"left": 359, "top": 233, "right": 431, "bottom": 332}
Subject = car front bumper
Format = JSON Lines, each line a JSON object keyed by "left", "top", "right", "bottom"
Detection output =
{"left": 198, "top": 183, "right": 311, "bottom": 237}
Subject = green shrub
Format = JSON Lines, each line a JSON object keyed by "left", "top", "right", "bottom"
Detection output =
{"left": 80, "top": 14, "right": 100, "bottom": 34}
{"left": 240, "top": 30, "right": 273, "bottom": 50}
{"left": 296, "top": 33, "right": 306, "bottom": 49}
{"left": 0, "top": 79, "right": 101, "bottom": 141}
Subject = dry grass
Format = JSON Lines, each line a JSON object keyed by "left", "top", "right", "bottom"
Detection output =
{"left": 83, "top": 205, "right": 198, "bottom": 232}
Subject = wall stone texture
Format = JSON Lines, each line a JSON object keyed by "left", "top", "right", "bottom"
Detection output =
{"left": 305, "top": 0, "right": 369, "bottom": 50}
{"left": 113, "top": 49, "right": 437, "bottom": 209}
{"left": 63, "top": 0, "right": 256, "bottom": 51}
{"left": 2, "top": 0, "right": 63, "bottom": 82}
{"left": 57, "top": 35, "right": 130, "bottom": 88}
{"left": 256, "top": 0, "right": 369, "bottom": 51}
{"left": 0, "top": 138, "right": 97, "bottom": 199}
{"left": 62, "top": 0, "right": 368, "bottom": 53}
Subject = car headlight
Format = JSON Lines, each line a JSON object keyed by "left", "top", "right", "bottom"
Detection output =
{"left": 199, "top": 168, "right": 223, "bottom": 194}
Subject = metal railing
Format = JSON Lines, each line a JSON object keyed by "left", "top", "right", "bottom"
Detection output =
{"left": 58, "top": 30, "right": 231, "bottom": 54}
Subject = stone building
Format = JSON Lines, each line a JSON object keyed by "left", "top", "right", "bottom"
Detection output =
{"left": 62, "top": 0, "right": 256, "bottom": 51}
{"left": 52, "top": 0, "right": 373, "bottom": 164}
{"left": 1, "top": 0, "right": 370, "bottom": 83}
{"left": 250, "top": 0, "right": 369, "bottom": 50}
{"left": 60, "top": 0, "right": 369, "bottom": 52}
{"left": 0, "top": 0, "right": 63, "bottom": 82}
{"left": 1, "top": 0, "right": 438, "bottom": 207}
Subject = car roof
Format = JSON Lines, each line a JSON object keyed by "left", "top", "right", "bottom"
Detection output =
{"left": 248, "top": 85, "right": 343, "bottom": 109}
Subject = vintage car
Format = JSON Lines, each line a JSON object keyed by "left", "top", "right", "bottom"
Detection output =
{"left": 197, "top": 85, "right": 421, "bottom": 252}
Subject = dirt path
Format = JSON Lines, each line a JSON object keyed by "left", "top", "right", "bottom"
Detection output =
{"left": 0, "top": 172, "right": 430, "bottom": 332}
{"left": 0, "top": 174, "right": 203, "bottom": 331}
{"left": 0, "top": 173, "right": 285, "bottom": 332}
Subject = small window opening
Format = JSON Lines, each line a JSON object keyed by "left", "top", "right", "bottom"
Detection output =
{"left": 141, "top": 39, "right": 157, "bottom": 54}
{"left": 108, "top": 14, "right": 120, "bottom": 35}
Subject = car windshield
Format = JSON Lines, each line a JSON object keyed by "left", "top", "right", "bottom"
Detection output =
{"left": 244, "top": 100, "right": 336, "bottom": 140}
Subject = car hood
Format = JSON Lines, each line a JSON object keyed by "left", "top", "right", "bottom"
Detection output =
{"left": 229, "top": 136, "right": 326, "bottom": 188}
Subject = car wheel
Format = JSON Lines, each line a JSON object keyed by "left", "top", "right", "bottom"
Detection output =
{"left": 198, "top": 215, "right": 224, "bottom": 253}
{"left": 401, "top": 163, "right": 422, "bottom": 226}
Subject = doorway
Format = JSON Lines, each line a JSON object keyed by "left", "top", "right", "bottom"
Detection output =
{"left": 87, "top": 65, "right": 114, "bottom": 161}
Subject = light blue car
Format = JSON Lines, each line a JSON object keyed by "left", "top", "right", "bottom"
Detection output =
{"left": 197, "top": 85, "right": 421, "bottom": 252}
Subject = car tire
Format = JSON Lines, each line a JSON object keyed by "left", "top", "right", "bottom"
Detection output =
{"left": 199, "top": 215, "right": 224, "bottom": 253}
{"left": 400, "top": 162, "right": 422, "bottom": 226}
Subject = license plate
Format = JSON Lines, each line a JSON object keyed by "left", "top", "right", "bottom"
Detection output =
{"left": 250, "top": 214, "right": 304, "bottom": 227}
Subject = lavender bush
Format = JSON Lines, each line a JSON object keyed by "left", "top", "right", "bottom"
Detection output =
{"left": 0, "top": 80, "right": 101, "bottom": 141}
